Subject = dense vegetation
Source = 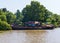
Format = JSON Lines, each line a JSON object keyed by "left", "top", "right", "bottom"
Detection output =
{"left": 0, "top": 1, "right": 60, "bottom": 30}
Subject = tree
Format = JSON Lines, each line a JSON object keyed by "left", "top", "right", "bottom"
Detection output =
{"left": 22, "top": 1, "right": 51, "bottom": 22}
{"left": 6, "top": 12, "right": 16, "bottom": 24}
{"left": 15, "top": 10, "right": 23, "bottom": 25}
{"left": 2, "top": 8, "right": 7, "bottom": 12}
{"left": 46, "top": 14, "right": 59, "bottom": 27}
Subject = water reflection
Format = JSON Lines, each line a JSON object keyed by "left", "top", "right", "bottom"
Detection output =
{"left": 25, "top": 30, "right": 47, "bottom": 43}
{"left": 0, "top": 28, "right": 60, "bottom": 43}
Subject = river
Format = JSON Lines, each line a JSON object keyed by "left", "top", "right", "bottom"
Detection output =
{"left": 0, "top": 28, "right": 60, "bottom": 43}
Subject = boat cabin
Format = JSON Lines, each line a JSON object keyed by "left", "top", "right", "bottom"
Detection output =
{"left": 24, "top": 21, "right": 41, "bottom": 27}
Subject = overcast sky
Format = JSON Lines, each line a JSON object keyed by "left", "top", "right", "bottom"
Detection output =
{"left": 0, "top": 0, "right": 60, "bottom": 14}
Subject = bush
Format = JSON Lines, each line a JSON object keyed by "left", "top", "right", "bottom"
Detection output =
{"left": 0, "top": 20, "right": 12, "bottom": 30}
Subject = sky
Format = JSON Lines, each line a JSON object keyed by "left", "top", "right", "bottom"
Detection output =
{"left": 0, "top": 0, "right": 60, "bottom": 14}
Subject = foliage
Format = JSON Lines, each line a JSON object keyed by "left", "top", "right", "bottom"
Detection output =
{"left": 15, "top": 10, "right": 23, "bottom": 25}
{"left": 22, "top": 1, "right": 60, "bottom": 27}
{"left": 6, "top": 12, "right": 16, "bottom": 24}
{"left": 0, "top": 20, "right": 12, "bottom": 30}
{"left": 0, "top": 8, "right": 16, "bottom": 30}
{"left": 0, "top": 1, "right": 60, "bottom": 30}
{"left": 22, "top": 1, "right": 52, "bottom": 22}
{"left": 0, "top": 15, "right": 7, "bottom": 21}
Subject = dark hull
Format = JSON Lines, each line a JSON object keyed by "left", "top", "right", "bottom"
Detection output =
{"left": 12, "top": 26, "right": 54, "bottom": 30}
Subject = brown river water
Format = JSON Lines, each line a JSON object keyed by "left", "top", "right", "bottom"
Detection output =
{"left": 0, "top": 28, "right": 60, "bottom": 43}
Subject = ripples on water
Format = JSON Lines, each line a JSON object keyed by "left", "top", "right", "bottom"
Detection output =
{"left": 0, "top": 28, "right": 60, "bottom": 43}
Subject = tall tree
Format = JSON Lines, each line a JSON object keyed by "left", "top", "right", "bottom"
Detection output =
{"left": 22, "top": 1, "right": 52, "bottom": 22}
{"left": 15, "top": 10, "right": 23, "bottom": 25}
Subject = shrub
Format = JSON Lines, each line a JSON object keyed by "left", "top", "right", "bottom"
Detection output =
{"left": 0, "top": 20, "right": 12, "bottom": 30}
